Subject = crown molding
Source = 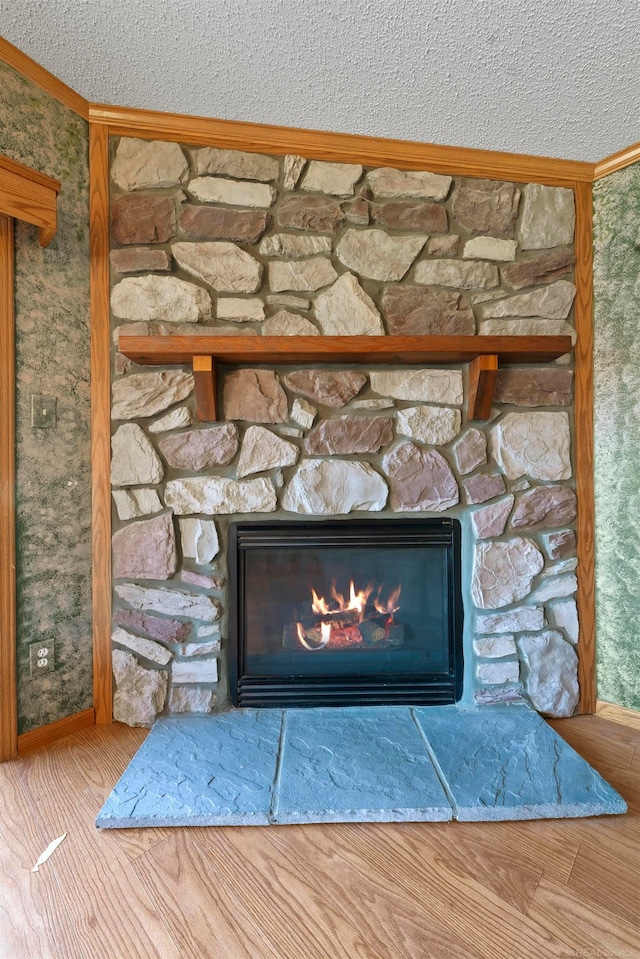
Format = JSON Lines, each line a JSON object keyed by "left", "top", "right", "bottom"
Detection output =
{"left": 0, "top": 36, "right": 89, "bottom": 119}
{"left": 593, "top": 141, "right": 640, "bottom": 180}
{"left": 89, "top": 102, "right": 595, "bottom": 186}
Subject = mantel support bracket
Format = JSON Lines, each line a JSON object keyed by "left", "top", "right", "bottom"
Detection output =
{"left": 468, "top": 354, "right": 499, "bottom": 421}
{"left": 193, "top": 355, "right": 217, "bottom": 421}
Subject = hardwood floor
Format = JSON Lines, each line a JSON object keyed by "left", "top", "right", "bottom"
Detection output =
{"left": 1, "top": 714, "right": 638, "bottom": 959}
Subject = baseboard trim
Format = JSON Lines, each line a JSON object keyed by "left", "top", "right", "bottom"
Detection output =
{"left": 596, "top": 700, "right": 640, "bottom": 732}
{"left": 17, "top": 708, "right": 96, "bottom": 754}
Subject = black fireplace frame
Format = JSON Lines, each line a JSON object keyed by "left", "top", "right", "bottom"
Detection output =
{"left": 229, "top": 518, "right": 464, "bottom": 708}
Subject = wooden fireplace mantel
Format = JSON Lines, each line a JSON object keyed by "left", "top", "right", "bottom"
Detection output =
{"left": 117, "top": 333, "right": 573, "bottom": 422}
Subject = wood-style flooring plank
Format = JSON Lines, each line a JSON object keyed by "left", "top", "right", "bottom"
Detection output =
{"left": 132, "top": 831, "right": 317, "bottom": 959}
{"left": 194, "top": 827, "right": 390, "bottom": 959}
{"left": 11, "top": 735, "right": 182, "bottom": 959}
{"left": 479, "top": 819, "right": 579, "bottom": 885}
{"left": 199, "top": 823, "right": 475, "bottom": 959}
{"left": 302, "top": 822, "right": 565, "bottom": 959}
{"left": 527, "top": 875, "right": 640, "bottom": 958}
{"left": 0, "top": 760, "right": 82, "bottom": 959}
{"left": 596, "top": 700, "right": 640, "bottom": 733}
{"left": 550, "top": 715, "right": 639, "bottom": 768}
{"left": 566, "top": 838, "right": 640, "bottom": 929}
{"left": 227, "top": 821, "right": 485, "bottom": 959}
{"left": 390, "top": 820, "right": 544, "bottom": 916}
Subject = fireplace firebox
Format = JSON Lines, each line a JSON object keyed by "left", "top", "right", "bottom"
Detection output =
{"left": 229, "top": 519, "right": 463, "bottom": 708}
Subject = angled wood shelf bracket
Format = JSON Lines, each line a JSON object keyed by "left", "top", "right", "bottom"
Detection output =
{"left": 468, "top": 354, "right": 499, "bottom": 421}
{"left": 0, "top": 154, "right": 61, "bottom": 247}
{"left": 193, "top": 355, "right": 217, "bottom": 421}
{"left": 117, "top": 334, "right": 573, "bottom": 423}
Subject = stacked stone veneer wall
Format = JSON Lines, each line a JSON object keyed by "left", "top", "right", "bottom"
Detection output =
{"left": 108, "top": 135, "right": 580, "bottom": 726}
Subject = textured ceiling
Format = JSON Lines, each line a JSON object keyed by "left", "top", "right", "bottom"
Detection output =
{"left": 2, "top": 0, "right": 638, "bottom": 162}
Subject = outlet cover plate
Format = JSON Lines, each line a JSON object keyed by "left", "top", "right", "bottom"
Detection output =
{"left": 31, "top": 395, "right": 57, "bottom": 429}
{"left": 30, "top": 640, "right": 55, "bottom": 675}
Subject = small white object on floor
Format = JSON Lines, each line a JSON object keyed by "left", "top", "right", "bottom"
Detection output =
{"left": 32, "top": 833, "right": 66, "bottom": 872}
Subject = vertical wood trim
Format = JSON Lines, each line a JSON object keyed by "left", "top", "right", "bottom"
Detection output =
{"left": 574, "top": 181, "right": 596, "bottom": 714}
{"left": 90, "top": 124, "right": 113, "bottom": 724}
{"left": 0, "top": 215, "right": 17, "bottom": 760}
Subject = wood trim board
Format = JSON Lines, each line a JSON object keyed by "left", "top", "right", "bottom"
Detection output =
{"left": 17, "top": 708, "right": 95, "bottom": 754}
{"left": 0, "top": 36, "right": 89, "bottom": 119}
{"left": 593, "top": 140, "right": 640, "bottom": 180}
{"left": 117, "top": 334, "right": 573, "bottom": 367}
{"left": 89, "top": 124, "right": 113, "bottom": 725}
{"left": 0, "top": 154, "right": 60, "bottom": 247}
{"left": 0, "top": 215, "right": 17, "bottom": 761}
{"left": 89, "top": 103, "right": 595, "bottom": 187}
{"left": 595, "top": 700, "right": 640, "bottom": 731}
{"left": 573, "top": 181, "right": 596, "bottom": 714}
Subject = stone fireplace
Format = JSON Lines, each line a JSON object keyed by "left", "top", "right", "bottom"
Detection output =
{"left": 107, "top": 136, "right": 580, "bottom": 726}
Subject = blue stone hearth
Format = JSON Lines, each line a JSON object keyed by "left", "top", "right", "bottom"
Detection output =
{"left": 96, "top": 703, "right": 626, "bottom": 828}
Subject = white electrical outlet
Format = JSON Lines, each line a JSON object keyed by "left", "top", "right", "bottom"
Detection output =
{"left": 30, "top": 640, "right": 55, "bottom": 675}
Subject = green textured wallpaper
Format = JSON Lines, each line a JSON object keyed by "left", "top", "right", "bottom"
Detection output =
{"left": 593, "top": 164, "right": 640, "bottom": 710}
{"left": 0, "top": 61, "right": 92, "bottom": 732}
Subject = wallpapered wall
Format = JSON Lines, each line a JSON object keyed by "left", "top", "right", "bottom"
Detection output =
{"left": 593, "top": 163, "right": 640, "bottom": 710}
{"left": 0, "top": 60, "right": 92, "bottom": 733}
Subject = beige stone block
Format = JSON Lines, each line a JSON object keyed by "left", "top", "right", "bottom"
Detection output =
{"left": 301, "top": 160, "right": 363, "bottom": 196}
{"left": 366, "top": 167, "right": 451, "bottom": 200}
{"left": 164, "top": 476, "right": 277, "bottom": 515}
{"left": 188, "top": 176, "right": 276, "bottom": 207}
{"left": 111, "top": 423, "right": 164, "bottom": 487}
{"left": 172, "top": 241, "right": 262, "bottom": 292}
{"left": 336, "top": 229, "right": 427, "bottom": 282}
{"left": 268, "top": 257, "right": 338, "bottom": 292}
{"left": 111, "top": 275, "right": 211, "bottom": 323}
{"left": 314, "top": 273, "right": 384, "bottom": 335}
{"left": 111, "top": 138, "right": 188, "bottom": 191}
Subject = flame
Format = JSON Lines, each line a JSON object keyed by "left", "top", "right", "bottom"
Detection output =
{"left": 312, "top": 579, "right": 375, "bottom": 620}
{"left": 311, "top": 588, "right": 330, "bottom": 615}
{"left": 374, "top": 583, "right": 402, "bottom": 616}
{"left": 320, "top": 622, "right": 331, "bottom": 645}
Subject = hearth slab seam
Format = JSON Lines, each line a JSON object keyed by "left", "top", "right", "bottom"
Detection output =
{"left": 410, "top": 707, "right": 459, "bottom": 820}
{"left": 268, "top": 709, "right": 287, "bottom": 824}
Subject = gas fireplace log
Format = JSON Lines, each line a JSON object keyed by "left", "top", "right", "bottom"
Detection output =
{"left": 282, "top": 620, "right": 405, "bottom": 649}
{"left": 358, "top": 621, "right": 405, "bottom": 647}
{"left": 299, "top": 608, "right": 361, "bottom": 631}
